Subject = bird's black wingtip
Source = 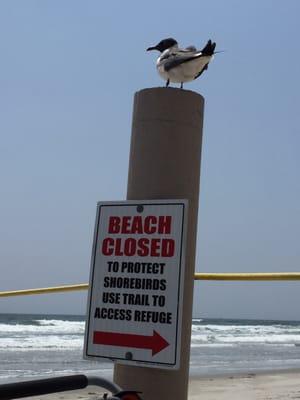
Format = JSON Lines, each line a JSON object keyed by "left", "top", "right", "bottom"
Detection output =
{"left": 201, "top": 39, "right": 216, "bottom": 56}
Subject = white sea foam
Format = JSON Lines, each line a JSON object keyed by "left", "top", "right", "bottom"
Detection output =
{"left": 191, "top": 322, "right": 300, "bottom": 345}
{"left": 1, "top": 318, "right": 300, "bottom": 352}
{"left": 0, "top": 320, "right": 85, "bottom": 335}
{"left": 0, "top": 319, "right": 85, "bottom": 351}
{"left": 0, "top": 335, "right": 83, "bottom": 351}
{"left": 191, "top": 343, "right": 235, "bottom": 348}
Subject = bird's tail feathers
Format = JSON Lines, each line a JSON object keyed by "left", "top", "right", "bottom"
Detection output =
{"left": 201, "top": 39, "right": 216, "bottom": 56}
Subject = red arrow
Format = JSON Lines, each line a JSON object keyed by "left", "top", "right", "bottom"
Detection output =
{"left": 93, "top": 330, "right": 169, "bottom": 356}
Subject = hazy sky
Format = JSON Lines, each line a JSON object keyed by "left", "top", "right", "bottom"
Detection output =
{"left": 1, "top": 1, "right": 300, "bottom": 320}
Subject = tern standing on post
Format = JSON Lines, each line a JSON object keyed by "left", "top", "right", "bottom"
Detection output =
{"left": 147, "top": 38, "right": 216, "bottom": 88}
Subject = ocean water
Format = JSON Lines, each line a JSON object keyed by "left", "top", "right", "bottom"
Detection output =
{"left": 1, "top": 314, "right": 300, "bottom": 383}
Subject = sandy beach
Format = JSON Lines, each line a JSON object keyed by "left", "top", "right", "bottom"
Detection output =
{"left": 18, "top": 370, "right": 300, "bottom": 399}
{"left": 188, "top": 370, "right": 300, "bottom": 399}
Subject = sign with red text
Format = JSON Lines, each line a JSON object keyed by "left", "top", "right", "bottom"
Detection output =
{"left": 84, "top": 200, "right": 188, "bottom": 369}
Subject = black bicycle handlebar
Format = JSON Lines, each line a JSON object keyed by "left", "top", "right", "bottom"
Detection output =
{"left": 0, "top": 374, "right": 88, "bottom": 400}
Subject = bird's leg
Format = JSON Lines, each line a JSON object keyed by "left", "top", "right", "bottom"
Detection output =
{"left": 166, "top": 79, "right": 170, "bottom": 88}
{"left": 180, "top": 82, "right": 183, "bottom": 89}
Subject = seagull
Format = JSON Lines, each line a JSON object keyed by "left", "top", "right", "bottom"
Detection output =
{"left": 147, "top": 38, "right": 216, "bottom": 88}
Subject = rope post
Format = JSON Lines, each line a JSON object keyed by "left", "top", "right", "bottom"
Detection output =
{"left": 113, "top": 87, "right": 204, "bottom": 400}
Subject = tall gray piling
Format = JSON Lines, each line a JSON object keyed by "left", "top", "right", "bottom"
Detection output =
{"left": 114, "top": 87, "right": 204, "bottom": 400}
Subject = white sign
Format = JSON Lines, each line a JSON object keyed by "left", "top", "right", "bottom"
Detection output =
{"left": 84, "top": 200, "right": 188, "bottom": 369}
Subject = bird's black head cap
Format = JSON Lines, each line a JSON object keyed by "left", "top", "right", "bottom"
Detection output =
{"left": 147, "top": 38, "right": 178, "bottom": 53}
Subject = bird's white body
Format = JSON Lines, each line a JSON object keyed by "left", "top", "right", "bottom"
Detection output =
{"left": 156, "top": 45, "right": 213, "bottom": 83}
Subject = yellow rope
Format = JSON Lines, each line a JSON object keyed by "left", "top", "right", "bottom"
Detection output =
{"left": 1, "top": 273, "right": 300, "bottom": 297}
{"left": 194, "top": 272, "right": 300, "bottom": 281}
{"left": 0, "top": 283, "right": 88, "bottom": 297}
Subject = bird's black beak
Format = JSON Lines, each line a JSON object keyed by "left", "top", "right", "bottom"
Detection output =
{"left": 147, "top": 46, "right": 157, "bottom": 51}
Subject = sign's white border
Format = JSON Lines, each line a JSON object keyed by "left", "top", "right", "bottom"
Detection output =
{"left": 83, "top": 199, "right": 188, "bottom": 369}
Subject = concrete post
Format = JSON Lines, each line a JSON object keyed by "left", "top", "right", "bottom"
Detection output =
{"left": 114, "top": 87, "right": 204, "bottom": 400}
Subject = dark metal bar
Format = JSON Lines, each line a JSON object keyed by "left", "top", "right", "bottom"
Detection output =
{"left": 0, "top": 374, "right": 88, "bottom": 400}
